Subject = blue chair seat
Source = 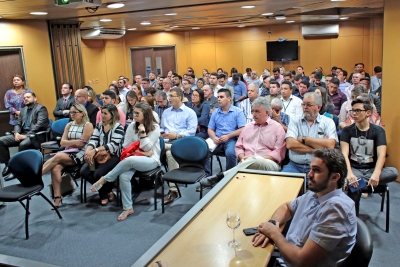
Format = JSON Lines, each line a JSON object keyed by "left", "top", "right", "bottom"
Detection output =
{"left": 0, "top": 184, "right": 43, "bottom": 201}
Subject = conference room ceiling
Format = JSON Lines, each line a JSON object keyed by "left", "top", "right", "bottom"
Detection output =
{"left": 0, "top": 0, "right": 384, "bottom": 31}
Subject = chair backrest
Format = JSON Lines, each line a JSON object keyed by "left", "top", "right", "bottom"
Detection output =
{"left": 8, "top": 150, "right": 44, "bottom": 187}
{"left": 52, "top": 118, "right": 70, "bottom": 135}
{"left": 345, "top": 217, "right": 373, "bottom": 267}
{"left": 170, "top": 136, "right": 209, "bottom": 168}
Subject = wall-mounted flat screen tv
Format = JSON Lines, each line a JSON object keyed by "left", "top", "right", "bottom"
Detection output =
{"left": 266, "top": 40, "right": 299, "bottom": 61}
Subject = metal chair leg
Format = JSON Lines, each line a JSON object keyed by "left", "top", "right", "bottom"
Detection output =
{"left": 39, "top": 192, "right": 62, "bottom": 219}
{"left": 217, "top": 156, "right": 223, "bottom": 172}
{"left": 25, "top": 198, "right": 30, "bottom": 239}
{"left": 161, "top": 179, "right": 165, "bottom": 214}
{"left": 381, "top": 190, "right": 385, "bottom": 212}
{"left": 175, "top": 183, "right": 182, "bottom": 198}
{"left": 386, "top": 187, "right": 390, "bottom": 233}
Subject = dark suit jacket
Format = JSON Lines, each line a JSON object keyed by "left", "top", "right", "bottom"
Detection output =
{"left": 85, "top": 102, "right": 98, "bottom": 128}
{"left": 53, "top": 95, "right": 75, "bottom": 119}
{"left": 370, "top": 93, "right": 381, "bottom": 115}
{"left": 14, "top": 103, "right": 50, "bottom": 147}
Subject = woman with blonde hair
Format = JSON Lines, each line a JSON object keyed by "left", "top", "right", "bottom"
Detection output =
{"left": 91, "top": 102, "right": 160, "bottom": 221}
{"left": 87, "top": 88, "right": 101, "bottom": 107}
{"left": 81, "top": 104, "right": 124, "bottom": 205}
{"left": 42, "top": 103, "right": 94, "bottom": 208}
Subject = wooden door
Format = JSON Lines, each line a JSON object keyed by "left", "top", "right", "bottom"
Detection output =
{"left": 130, "top": 46, "right": 176, "bottom": 78}
{"left": 0, "top": 49, "right": 25, "bottom": 135}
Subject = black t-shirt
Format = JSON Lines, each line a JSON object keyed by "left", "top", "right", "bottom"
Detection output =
{"left": 340, "top": 124, "right": 386, "bottom": 169}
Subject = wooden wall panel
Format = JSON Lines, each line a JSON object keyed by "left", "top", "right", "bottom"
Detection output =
{"left": 189, "top": 30, "right": 215, "bottom": 44}
{"left": 299, "top": 38, "right": 331, "bottom": 76}
{"left": 242, "top": 40, "right": 267, "bottom": 74}
{"left": 81, "top": 47, "right": 107, "bottom": 92}
{"left": 330, "top": 36, "right": 364, "bottom": 74}
{"left": 190, "top": 43, "right": 216, "bottom": 74}
{"left": 215, "top": 42, "right": 242, "bottom": 73}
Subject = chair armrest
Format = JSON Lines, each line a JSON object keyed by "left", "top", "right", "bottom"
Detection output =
{"left": 29, "top": 130, "right": 48, "bottom": 138}
{"left": 5, "top": 131, "right": 15, "bottom": 136}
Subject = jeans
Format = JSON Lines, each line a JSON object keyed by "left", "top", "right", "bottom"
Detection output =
{"left": 104, "top": 156, "right": 158, "bottom": 210}
{"left": 347, "top": 167, "right": 398, "bottom": 216}
{"left": 204, "top": 139, "right": 238, "bottom": 176}
{"left": 281, "top": 160, "right": 310, "bottom": 184}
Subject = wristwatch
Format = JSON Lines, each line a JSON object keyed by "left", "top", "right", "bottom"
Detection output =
{"left": 268, "top": 219, "right": 277, "bottom": 225}
{"left": 302, "top": 136, "right": 306, "bottom": 144}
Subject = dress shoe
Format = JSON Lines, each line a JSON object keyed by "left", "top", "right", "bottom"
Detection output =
{"left": 163, "top": 191, "right": 178, "bottom": 205}
{"left": 4, "top": 173, "right": 15, "bottom": 181}
{"left": 2, "top": 166, "right": 10, "bottom": 177}
{"left": 199, "top": 172, "right": 224, "bottom": 187}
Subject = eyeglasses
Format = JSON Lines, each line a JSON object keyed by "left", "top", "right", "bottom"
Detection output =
{"left": 349, "top": 109, "right": 367, "bottom": 114}
{"left": 301, "top": 103, "right": 316, "bottom": 107}
{"left": 169, "top": 94, "right": 179, "bottom": 98}
{"left": 70, "top": 111, "right": 82, "bottom": 115}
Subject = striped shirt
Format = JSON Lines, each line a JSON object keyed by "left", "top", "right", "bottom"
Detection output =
{"left": 87, "top": 122, "right": 124, "bottom": 157}
{"left": 239, "top": 98, "right": 254, "bottom": 123}
{"left": 286, "top": 114, "right": 338, "bottom": 164}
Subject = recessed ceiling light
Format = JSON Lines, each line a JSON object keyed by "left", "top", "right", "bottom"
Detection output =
{"left": 140, "top": 21, "right": 151, "bottom": 25}
{"left": 238, "top": 25, "right": 245, "bottom": 28}
{"left": 340, "top": 17, "right": 349, "bottom": 20}
{"left": 331, "top": 0, "right": 346, "bottom": 2}
{"left": 94, "top": 27, "right": 103, "bottom": 29}
{"left": 165, "top": 29, "right": 172, "bottom": 31}
{"left": 286, "top": 21, "right": 295, "bottom": 23}
{"left": 128, "top": 28, "right": 137, "bottom": 30}
{"left": 192, "top": 27, "right": 200, "bottom": 30}
{"left": 0, "top": 16, "right": 2, "bottom": 18}
{"left": 275, "top": 16, "right": 286, "bottom": 20}
{"left": 107, "top": 3, "right": 124, "bottom": 9}
{"left": 241, "top": 6, "right": 255, "bottom": 9}
{"left": 165, "top": 13, "right": 177, "bottom": 16}
{"left": 170, "top": 26, "right": 179, "bottom": 28}
{"left": 100, "top": 19, "right": 112, "bottom": 22}
{"left": 261, "top": 13, "right": 273, "bottom": 16}
{"left": 30, "top": 12, "right": 48, "bottom": 15}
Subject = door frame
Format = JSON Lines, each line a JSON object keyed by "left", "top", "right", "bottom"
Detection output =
{"left": 0, "top": 46, "right": 28, "bottom": 115}
{"left": 129, "top": 45, "right": 177, "bottom": 77}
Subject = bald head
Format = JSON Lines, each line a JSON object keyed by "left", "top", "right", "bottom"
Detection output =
{"left": 74, "top": 89, "right": 88, "bottom": 105}
{"left": 203, "top": 84, "right": 213, "bottom": 99}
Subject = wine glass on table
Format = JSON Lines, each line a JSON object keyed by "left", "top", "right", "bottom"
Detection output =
{"left": 226, "top": 210, "right": 241, "bottom": 248}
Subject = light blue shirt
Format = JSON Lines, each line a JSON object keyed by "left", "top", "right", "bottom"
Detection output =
{"left": 370, "top": 75, "right": 381, "bottom": 93}
{"left": 285, "top": 189, "right": 357, "bottom": 267}
{"left": 286, "top": 114, "right": 338, "bottom": 164}
{"left": 161, "top": 104, "right": 197, "bottom": 137}
{"left": 119, "top": 88, "right": 129, "bottom": 98}
{"left": 208, "top": 105, "right": 246, "bottom": 137}
{"left": 228, "top": 81, "right": 247, "bottom": 100}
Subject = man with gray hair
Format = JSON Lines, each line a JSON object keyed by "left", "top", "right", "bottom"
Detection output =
{"left": 282, "top": 92, "right": 338, "bottom": 181}
{"left": 239, "top": 84, "right": 259, "bottom": 123}
{"left": 270, "top": 98, "right": 290, "bottom": 132}
{"left": 154, "top": 90, "right": 170, "bottom": 121}
{"left": 200, "top": 97, "right": 286, "bottom": 186}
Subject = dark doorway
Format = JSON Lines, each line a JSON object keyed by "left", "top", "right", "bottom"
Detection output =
{"left": 130, "top": 46, "right": 176, "bottom": 78}
{"left": 0, "top": 48, "right": 26, "bottom": 135}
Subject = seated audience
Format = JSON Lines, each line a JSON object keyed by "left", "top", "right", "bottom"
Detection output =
{"left": 131, "top": 84, "right": 143, "bottom": 101}
{"left": 125, "top": 90, "right": 138, "bottom": 126}
{"left": 203, "top": 84, "right": 218, "bottom": 114}
{"left": 282, "top": 92, "right": 338, "bottom": 180}
{"left": 253, "top": 148, "right": 357, "bottom": 267}
{"left": 280, "top": 81, "right": 303, "bottom": 121}
{"left": 42, "top": 103, "right": 94, "bottom": 207}
{"left": 182, "top": 79, "right": 193, "bottom": 106}
{"left": 370, "top": 66, "right": 382, "bottom": 93}
{"left": 216, "top": 73, "right": 235, "bottom": 105}
{"left": 87, "top": 88, "right": 101, "bottom": 108}
{"left": 109, "top": 86, "right": 127, "bottom": 113}
{"left": 196, "top": 78, "right": 205, "bottom": 90}
{"left": 294, "top": 79, "right": 310, "bottom": 100}
{"left": 0, "top": 92, "right": 49, "bottom": 177}
{"left": 309, "top": 71, "right": 326, "bottom": 91}
{"left": 154, "top": 91, "right": 170, "bottom": 122}
{"left": 141, "top": 94, "right": 160, "bottom": 123}
{"left": 314, "top": 86, "right": 334, "bottom": 116}
{"left": 228, "top": 73, "right": 247, "bottom": 107}
{"left": 74, "top": 89, "right": 97, "bottom": 127}
{"left": 259, "top": 76, "right": 271, "bottom": 97}
{"left": 53, "top": 83, "right": 75, "bottom": 119}
{"left": 239, "top": 84, "right": 259, "bottom": 123}
{"left": 272, "top": 67, "right": 284, "bottom": 85}
{"left": 359, "top": 77, "right": 381, "bottom": 115}
{"left": 95, "top": 90, "right": 126, "bottom": 126}
{"left": 201, "top": 97, "right": 285, "bottom": 187}
{"left": 265, "top": 81, "right": 281, "bottom": 104}
{"left": 341, "top": 97, "right": 398, "bottom": 216}
{"left": 116, "top": 78, "right": 129, "bottom": 100}
{"left": 162, "top": 78, "right": 173, "bottom": 95}
{"left": 161, "top": 88, "right": 197, "bottom": 205}
{"left": 90, "top": 102, "right": 161, "bottom": 221}
{"left": 81, "top": 104, "right": 124, "bottom": 206}
{"left": 328, "top": 77, "right": 347, "bottom": 116}
{"left": 205, "top": 89, "right": 246, "bottom": 176}
{"left": 190, "top": 89, "right": 210, "bottom": 139}
{"left": 270, "top": 98, "right": 290, "bottom": 132}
